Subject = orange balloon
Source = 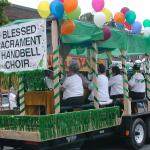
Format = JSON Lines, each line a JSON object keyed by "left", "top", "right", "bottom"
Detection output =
{"left": 64, "top": 0, "right": 78, "bottom": 13}
{"left": 61, "top": 20, "right": 76, "bottom": 35}
{"left": 114, "top": 12, "right": 125, "bottom": 24}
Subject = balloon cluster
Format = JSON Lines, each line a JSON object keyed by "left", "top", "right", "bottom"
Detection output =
{"left": 92, "top": 0, "right": 112, "bottom": 40}
{"left": 37, "top": 0, "right": 150, "bottom": 37}
{"left": 92, "top": 0, "right": 112, "bottom": 28}
{"left": 114, "top": 7, "right": 142, "bottom": 34}
{"left": 143, "top": 19, "right": 150, "bottom": 37}
{"left": 38, "top": 0, "right": 82, "bottom": 35}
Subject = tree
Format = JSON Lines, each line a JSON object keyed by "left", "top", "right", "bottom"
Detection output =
{"left": 80, "top": 12, "right": 116, "bottom": 28}
{"left": 79, "top": 12, "right": 94, "bottom": 23}
{"left": 0, "top": 0, "right": 9, "bottom": 26}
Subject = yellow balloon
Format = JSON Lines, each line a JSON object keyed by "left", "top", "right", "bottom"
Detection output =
{"left": 102, "top": 8, "right": 113, "bottom": 22}
{"left": 38, "top": 1, "right": 50, "bottom": 18}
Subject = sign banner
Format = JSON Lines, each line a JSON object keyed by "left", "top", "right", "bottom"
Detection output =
{"left": 0, "top": 19, "right": 47, "bottom": 73}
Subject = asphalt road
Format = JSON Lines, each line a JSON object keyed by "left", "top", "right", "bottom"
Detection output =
{"left": 79, "top": 136, "right": 150, "bottom": 150}
{"left": 3, "top": 137, "right": 150, "bottom": 150}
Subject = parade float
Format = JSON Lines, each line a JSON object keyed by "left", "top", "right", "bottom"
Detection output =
{"left": 0, "top": 0, "right": 150, "bottom": 149}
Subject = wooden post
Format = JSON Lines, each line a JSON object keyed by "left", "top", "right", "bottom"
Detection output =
{"left": 19, "top": 76, "right": 25, "bottom": 115}
{"left": 86, "top": 48, "right": 92, "bottom": 75}
{"left": 59, "top": 56, "right": 65, "bottom": 79}
{"left": 106, "top": 51, "right": 113, "bottom": 77}
{"left": 51, "top": 20, "right": 60, "bottom": 114}
{"left": 120, "top": 49, "right": 131, "bottom": 116}
{"left": 91, "top": 43, "right": 99, "bottom": 109}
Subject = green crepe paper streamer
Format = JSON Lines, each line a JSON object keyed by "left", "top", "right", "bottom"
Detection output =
{"left": 0, "top": 107, "right": 120, "bottom": 141}
{"left": 0, "top": 70, "right": 48, "bottom": 91}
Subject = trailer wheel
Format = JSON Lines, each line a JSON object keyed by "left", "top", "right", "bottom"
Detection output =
{"left": 145, "top": 117, "right": 150, "bottom": 143}
{"left": 128, "top": 118, "right": 146, "bottom": 150}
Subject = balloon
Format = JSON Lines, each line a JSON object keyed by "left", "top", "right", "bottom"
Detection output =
{"left": 143, "top": 27, "right": 150, "bottom": 37}
{"left": 103, "top": 26, "right": 111, "bottom": 40}
{"left": 38, "top": 1, "right": 50, "bottom": 18}
{"left": 143, "top": 19, "right": 150, "bottom": 28}
{"left": 131, "top": 21, "right": 142, "bottom": 34}
{"left": 124, "top": 22, "right": 131, "bottom": 30}
{"left": 61, "top": 20, "right": 76, "bottom": 35}
{"left": 121, "top": 7, "right": 129, "bottom": 15}
{"left": 94, "top": 12, "right": 106, "bottom": 28}
{"left": 102, "top": 8, "right": 113, "bottom": 22}
{"left": 125, "top": 10, "right": 136, "bottom": 25}
{"left": 50, "top": 0, "right": 64, "bottom": 20}
{"left": 67, "top": 6, "right": 81, "bottom": 20}
{"left": 115, "top": 23, "right": 124, "bottom": 29}
{"left": 92, "top": 0, "right": 105, "bottom": 12}
{"left": 64, "top": 0, "right": 78, "bottom": 13}
{"left": 55, "top": 0, "right": 64, "bottom": 2}
{"left": 114, "top": 12, "right": 125, "bottom": 24}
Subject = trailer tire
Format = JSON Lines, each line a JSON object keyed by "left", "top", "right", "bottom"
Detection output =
{"left": 128, "top": 118, "right": 146, "bottom": 150}
{"left": 145, "top": 117, "right": 150, "bottom": 143}
{"left": 0, "top": 146, "right": 3, "bottom": 150}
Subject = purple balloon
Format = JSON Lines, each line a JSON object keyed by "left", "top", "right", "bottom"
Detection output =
{"left": 121, "top": 7, "right": 129, "bottom": 15}
{"left": 103, "top": 26, "right": 112, "bottom": 40}
{"left": 131, "top": 21, "right": 142, "bottom": 34}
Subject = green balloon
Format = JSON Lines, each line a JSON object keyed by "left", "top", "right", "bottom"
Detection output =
{"left": 67, "top": 6, "right": 81, "bottom": 20}
{"left": 143, "top": 19, "right": 150, "bottom": 27}
{"left": 125, "top": 10, "right": 136, "bottom": 24}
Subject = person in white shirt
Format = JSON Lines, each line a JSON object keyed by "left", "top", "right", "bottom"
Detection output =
{"left": 61, "top": 60, "right": 84, "bottom": 106}
{"left": 109, "top": 66, "right": 123, "bottom": 99}
{"left": 97, "top": 64, "right": 112, "bottom": 103}
{"left": 129, "top": 64, "right": 146, "bottom": 100}
{"left": 88, "top": 64, "right": 112, "bottom": 105}
{"left": 44, "top": 69, "right": 54, "bottom": 90}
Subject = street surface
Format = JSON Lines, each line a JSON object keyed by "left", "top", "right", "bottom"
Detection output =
{"left": 3, "top": 136, "right": 150, "bottom": 150}
{"left": 81, "top": 137, "right": 150, "bottom": 150}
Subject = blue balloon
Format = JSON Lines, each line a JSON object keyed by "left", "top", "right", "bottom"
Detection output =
{"left": 50, "top": 0, "right": 64, "bottom": 20}
{"left": 54, "top": 0, "right": 63, "bottom": 2}
{"left": 131, "top": 21, "right": 142, "bottom": 34}
{"left": 115, "top": 23, "right": 124, "bottom": 29}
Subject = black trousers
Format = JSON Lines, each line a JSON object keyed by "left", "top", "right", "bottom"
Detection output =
{"left": 61, "top": 96, "right": 84, "bottom": 106}
{"left": 129, "top": 91, "right": 145, "bottom": 100}
{"left": 110, "top": 94, "right": 124, "bottom": 100}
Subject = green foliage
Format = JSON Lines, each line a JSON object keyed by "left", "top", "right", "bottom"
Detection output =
{"left": 79, "top": 12, "right": 94, "bottom": 23}
{"left": 0, "top": 0, "right": 10, "bottom": 26}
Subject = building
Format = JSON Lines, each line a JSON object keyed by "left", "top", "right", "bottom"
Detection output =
{"left": 4, "top": 4, "right": 40, "bottom": 20}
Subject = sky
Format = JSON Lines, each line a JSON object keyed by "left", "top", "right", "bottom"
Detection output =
{"left": 8, "top": 0, "right": 150, "bottom": 23}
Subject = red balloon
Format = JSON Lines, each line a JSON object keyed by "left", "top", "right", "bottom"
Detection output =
{"left": 125, "top": 21, "right": 131, "bottom": 30}
{"left": 121, "top": 7, "right": 129, "bottom": 15}
{"left": 103, "top": 26, "right": 111, "bottom": 40}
